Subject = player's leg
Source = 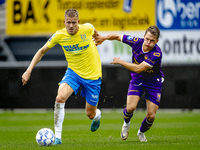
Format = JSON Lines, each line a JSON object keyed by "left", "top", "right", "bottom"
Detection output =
{"left": 124, "top": 95, "right": 140, "bottom": 122}
{"left": 85, "top": 102, "right": 101, "bottom": 132}
{"left": 54, "top": 83, "right": 74, "bottom": 145}
{"left": 54, "top": 68, "right": 81, "bottom": 145}
{"left": 137, "top": 100, "right": 159, "bottom": 142}
{"left": 121, "top": 95, "right": 140, "bottom": 140}
{"left": 121, "top": 79, "right": 143, "bottom": 140}
{"left": 143, "top": 100, "right": 159, "bottom": 131}
{"left": 80, "top": 78, "right": 102, "bottom": 132}
{"left": 137, "top": 86, "right": 161, "bottom": 142}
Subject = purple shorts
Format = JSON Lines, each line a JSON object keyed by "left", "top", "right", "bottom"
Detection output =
{"left": 127, "top": 79, "right": 163, "bottom": 106}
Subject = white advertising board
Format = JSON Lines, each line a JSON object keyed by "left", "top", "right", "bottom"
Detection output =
{"left": 97, "top": 30, "right": 200, "bottom": 65}
{"left": 159, "top": 30, "right": 200, "bottom": 65}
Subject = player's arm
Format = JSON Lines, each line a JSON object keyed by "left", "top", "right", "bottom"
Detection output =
{"left": 110, "top": 57, "right": 151, "bottom": 73}
{"left": 93, "top": 29, "right": 98, "bottom": 38}
{"left": 22, "top": 44, "right": 50, "bottom": 86}
{"left": 92, "top": 29, "right": 99, "bottom": 45}
{"left": 94, "top": 33, "right": 123, "bottom": 46}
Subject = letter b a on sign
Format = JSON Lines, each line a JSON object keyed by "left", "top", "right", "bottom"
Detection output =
{"left": 13, "top": 0, "right": 36, "bottom": 24}
{"left": 13, "top": 1, "right": 22, "bottom": 23}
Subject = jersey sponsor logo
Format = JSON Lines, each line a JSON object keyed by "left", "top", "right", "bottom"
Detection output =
{"left": 63, "top": 44, "right": 89, "bottom": 53}
{"left": 63, "top": 38, "right": 71, "bottom": 41}
{"left": 92, "top": 95, "right": 98, "bottom": 99}
{"left": 145, "top": 69, "right": 154, "bottom": 73}
{"left": 156, "top": 0, "right": 200, "bottom": 29}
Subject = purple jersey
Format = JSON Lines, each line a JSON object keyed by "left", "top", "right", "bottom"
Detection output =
{"left": 123, "top": 35, "right": 164, "bottom": 87}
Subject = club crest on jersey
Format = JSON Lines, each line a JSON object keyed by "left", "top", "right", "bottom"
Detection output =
{"left": 80, "top": 34, "right": 89, "bottom": 42}
{"left": 157, "top": 93, "right": 161, "bottom": 102}
{"left": 81, "top": 34, "right": 86, "bottom": 40}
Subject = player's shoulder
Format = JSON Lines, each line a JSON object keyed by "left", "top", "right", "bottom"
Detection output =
{"left": 55, "top": 28, "right": 67, "bottom": 35}
{"left": 123, "top": 35, "right": 143, "bottom": 44}
{"left": 81, "top": 23, "right": 94, "bottom": 28}
{"left": 150, "top": 44, "right": 162, "bottom": 58}
{"left": 51, "top": 28, "right": 67, "bottom": 39}
{"left": 79, "top": 23, "right": 94, "bottom": 31}
{"left": 79, "top": 23, "right": 94, "bottom": 35}
{"left": 48, "top": 28, "right": 66, "bottom": 42}
{"left": 154, "top": 44, "right": 162, "bottom": 53}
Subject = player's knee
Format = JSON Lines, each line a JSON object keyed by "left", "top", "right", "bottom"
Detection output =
{"left": 86, "top": 110, "right": 95, "bottom": 119}
{"left": 56, "top": 95, "right": 66, "bottom": 103}
{"left": 147, "top": 113, "right": 155, "bottom": 122}
{"left": 126, "top": 105, "right": 136, "bottom": 113}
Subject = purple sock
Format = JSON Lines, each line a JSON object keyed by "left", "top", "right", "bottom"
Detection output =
{"left": 140, "top": 117, "right": 154, "bottom": 132}
{"left": 123, "top": 107, "right": 133, "bottom": 123}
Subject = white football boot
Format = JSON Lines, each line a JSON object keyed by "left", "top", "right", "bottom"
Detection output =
{"left": 137, "top": 129, "right": 147, "bottom": 142}
{"left": 120, "top": 122, "right": 130, "bottom": 140}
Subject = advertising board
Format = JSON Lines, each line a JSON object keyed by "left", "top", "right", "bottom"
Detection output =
{"left": 6, "top": 0, "right": 155, "bottom": 35}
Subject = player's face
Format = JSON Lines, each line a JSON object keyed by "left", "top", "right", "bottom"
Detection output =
{"left": 64, "top": 16, "right": 80, "bottom": 35}
{"left": 143, "top": 31, "right": 158, "bottom": 51}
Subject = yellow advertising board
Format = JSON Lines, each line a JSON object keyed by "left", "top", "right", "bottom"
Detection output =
{"left": 6, "top": 0, "right": 155, "bottom": 36}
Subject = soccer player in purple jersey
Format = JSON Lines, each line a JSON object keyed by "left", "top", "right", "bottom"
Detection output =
{"left": 94, "top": 26, "right": 164, "bottom": 142}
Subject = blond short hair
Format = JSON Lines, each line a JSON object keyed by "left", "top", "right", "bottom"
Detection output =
{"left": 64, "top": 9, "right": 79, "bottom": 18}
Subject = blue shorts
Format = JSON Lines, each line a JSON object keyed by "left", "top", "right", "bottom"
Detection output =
{"left": 59, "top": 68, "right": 101, "bottom": 106}
{"left": 127, "top": 79, "right": 162, "bottom": 106}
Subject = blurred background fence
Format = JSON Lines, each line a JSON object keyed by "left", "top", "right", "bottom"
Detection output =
{"left": 0, "top": 0, "right": 200, "bottom": 109}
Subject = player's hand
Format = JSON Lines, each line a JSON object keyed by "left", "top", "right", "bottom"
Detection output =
{"left": 110, "top": 57, "right": 121, "bottom": 65}
{"left": 93, "top": 34, "right": 105, "bottom": 46}
{"left": 22, "top": 70, "right": 31, "bottom": 86}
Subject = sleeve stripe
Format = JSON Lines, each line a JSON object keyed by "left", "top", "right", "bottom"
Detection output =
{"left": 144, "top": 61, "right": 153, "bottom": 67}
{"left": 121, "top": 35, "right": 123, "bottom": 42}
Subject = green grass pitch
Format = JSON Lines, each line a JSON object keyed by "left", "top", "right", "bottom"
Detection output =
{"left": 0, "top": 109, "right": 200, "bottom": 150}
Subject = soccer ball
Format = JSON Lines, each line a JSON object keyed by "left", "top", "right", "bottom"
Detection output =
{"left": 36, "top": 128, "right": 55, "bottom": 146}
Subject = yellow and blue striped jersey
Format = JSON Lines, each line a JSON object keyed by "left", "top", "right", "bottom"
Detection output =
{"left": 46, "top": 23, "right": 102, "bottom": 80}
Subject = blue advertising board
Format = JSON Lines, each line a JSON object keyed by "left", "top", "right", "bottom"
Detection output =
{"left": 156, "top": 0, "right": 200, "bottom": 30}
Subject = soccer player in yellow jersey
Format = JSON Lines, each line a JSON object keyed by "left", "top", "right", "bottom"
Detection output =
{"left": 22, "top": 9, "right": 102, "bottom": 145}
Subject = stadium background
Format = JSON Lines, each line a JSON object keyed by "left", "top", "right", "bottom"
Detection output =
{"left": 0, "top": 0, "right": 200, "bottom": 109}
